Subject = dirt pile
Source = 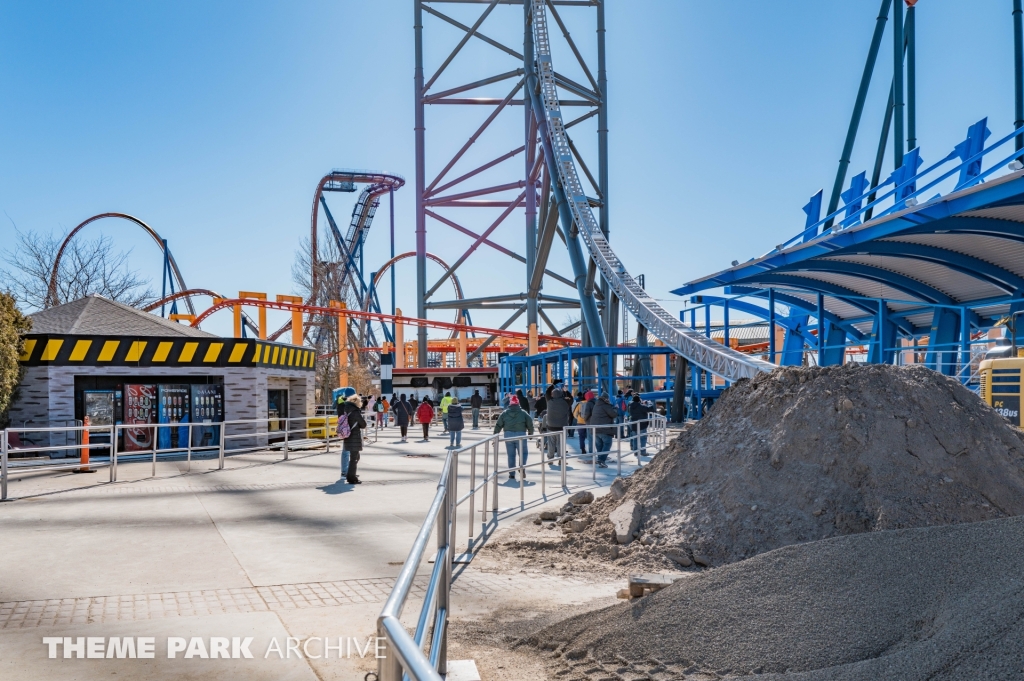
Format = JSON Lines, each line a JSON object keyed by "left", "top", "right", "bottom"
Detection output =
{"left": 523, "top": 516, "right": 1024, "bottom": 680}
{"left": 492, "top": 363, "right": 1024, "bottom": 571}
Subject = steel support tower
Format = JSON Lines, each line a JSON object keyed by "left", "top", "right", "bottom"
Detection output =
{"left": 413, "top": 0, "right": 615, "bottom": 367}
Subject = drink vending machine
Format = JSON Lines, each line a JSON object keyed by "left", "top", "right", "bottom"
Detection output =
{"left": 190, "top": 384, "right": 224, "bottom": 448}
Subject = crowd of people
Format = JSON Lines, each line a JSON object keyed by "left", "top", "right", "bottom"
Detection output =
{"left": 333, "top": 383, "right": 659, "bottom": 486}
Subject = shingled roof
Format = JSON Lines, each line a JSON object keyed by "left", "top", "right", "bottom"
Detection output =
{"left": 28, "top": 295, "right": 217, "bottom": 339}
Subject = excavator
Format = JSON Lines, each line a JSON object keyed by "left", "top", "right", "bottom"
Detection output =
{"left": 978, "top": 314, "right": 1023, "bottom": 426}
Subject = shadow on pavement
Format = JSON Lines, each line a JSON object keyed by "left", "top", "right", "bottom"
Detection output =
{"left": 317, "top": 480, "right": 356, "bottom": 495}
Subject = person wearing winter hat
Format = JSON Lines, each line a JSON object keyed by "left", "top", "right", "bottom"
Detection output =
{"left": 494, "top": 394, "right": 534, "bottom": 480}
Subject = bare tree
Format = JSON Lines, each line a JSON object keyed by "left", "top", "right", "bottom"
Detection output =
{"left": 561, "top": 313, "right": 581, "bottom": 339}
{"left": 2, "top": 229, "right": 154, "bottom": 310}
{"left": 292, "top": 236, "right": 381, "bottom": 398}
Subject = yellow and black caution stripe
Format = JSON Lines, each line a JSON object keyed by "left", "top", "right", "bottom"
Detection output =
{"left": 19, "top": 335, "right": 316, "bottom": 371}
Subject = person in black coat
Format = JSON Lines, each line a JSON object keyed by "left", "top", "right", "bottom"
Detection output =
{"left": 470, "top": 390, "right": 483, "bottom": 429}
{"left": 446, "top": 397, "right": 465, "bottom": 449}
{"left": 393, "top": 394, "right": 413, "bottom": 443}
{"left": 339, "top": 394, "right": 368, "bottom": 484}
{"left": 627, "top": 394, "right": 656, "bottom": 457}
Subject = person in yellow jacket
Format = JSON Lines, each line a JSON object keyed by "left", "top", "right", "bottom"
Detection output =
{"left": 439, "top": 391, "right": 454, "bottom": 433}
{"left": 572, "top": 391, "right": 590, "bottom": 454}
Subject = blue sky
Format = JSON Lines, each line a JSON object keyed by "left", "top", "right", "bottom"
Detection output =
{"left": 0, "top": 1, "right": 1018, "bottom": 336}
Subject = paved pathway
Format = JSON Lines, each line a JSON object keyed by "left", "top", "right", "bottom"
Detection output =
{"left": 0, "top": 423, "right": 656, "bottom": 680}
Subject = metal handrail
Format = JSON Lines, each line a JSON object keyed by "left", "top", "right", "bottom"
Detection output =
{"left": 0, "top": 414, "right": 349, "bottom": 501}
{"left": 375, "top": 413, "right": 669, "bottom": 680}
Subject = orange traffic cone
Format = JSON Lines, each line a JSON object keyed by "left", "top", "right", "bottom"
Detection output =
{"left": 76, "top": 416, "right": 94, "bottom": 474}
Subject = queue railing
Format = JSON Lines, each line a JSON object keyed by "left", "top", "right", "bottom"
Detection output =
{"left": 0, "top": 415, "right": 353, "bottom": 501}
{"left": 376, "top": 414, "right": 669, "bottom": 681}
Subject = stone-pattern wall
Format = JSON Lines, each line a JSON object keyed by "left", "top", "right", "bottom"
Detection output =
{"left": 7, "top": 364, "right": 317, "bottom": 454}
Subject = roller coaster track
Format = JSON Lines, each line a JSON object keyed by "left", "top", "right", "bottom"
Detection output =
{"left": 310, "top": 170, "right": 405, "bottom": 300}
{"left": 46, "top": 212, "right": 194, "bottom": 314}
{"left": 190, "top": 298, "right": 578, "bottom": 347}
{"left": 529, "top": 1, "right": 773, "bottom": 382}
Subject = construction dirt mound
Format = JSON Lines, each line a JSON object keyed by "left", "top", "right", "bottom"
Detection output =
{"left": 489, "top": 363, "right": 1024, "bottom": 572}
{"left": 522, "top": 516, "right": 1024, "bottom": 680}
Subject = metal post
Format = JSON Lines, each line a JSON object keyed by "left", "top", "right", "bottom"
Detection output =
{"left": 524, "top": 0, "right": 539, "bottom": 351}
{"left": 825, "top": 0, "right": 892, "bottom": 228}
{"left": 435, "top": 465, "right": 451, "bottom": 676}
{"left": 616, "top": 427, "right": 622, "bottom": 477}
{"left": 390, "top": 186, "right": 397, "bottom": 342}
{"left": 160, "top": 238, "right": 169, "bottom": 318}
{"left": 152, "top": 430, "right": 157, "bottom": 478}
{"left": 893, "top": 0, "right": 905, "bottom": 167}
{"left": 481, "top": 440, "right": 489, "bottom": 528}
{"left": 1016, "top": 0, "right": 1024, "bottom": 152}
{"left": 414, "top": 0, "right": 428, "bottom": 368}
{"left": 592, "top": 426, "right": 597, "bottom": 482}
{"left": 768, "top": 288, "right": 776, "bottom": 364}
{"left": 218, "top": 422, "right": 226, "bottom": 470}
{"left": 597, "top": 0, "right": 614, "bottom": 346}
{"left": 1, "top": 429, "right": 8, "bottom": 501}
{"left": 906, "top": 3, "right": 916, "bottom": 151}
{"left": 960, "top": 306, "right": 970, "bottom": 382}
{"left": 492, "top": 438, "right": 499, "bottom": 514}
{"left": 558, "top": 428, "right": 566, "bottom": 488}
{"left": 450, "top": 453, "right": 459, "bottom": 557}
{"left": 186, "top": 423, "right": 192, "bottom": 472}
{"left": 283, "top": 417, "right": 290, "bottom": 461}
{"left": 540, "top": 433, "right": 546, "bottom": 497}
{"left": 519, "top": 436, "right": 524, "bottom": 506}
{"left": 110, "top": 421, "right": 117, "bottom": 481}
{"left": 817, "top": 292, "right": 825, "bottom": 366}
{"left": 469, "top": 445, "right": 476, "bottom": 542}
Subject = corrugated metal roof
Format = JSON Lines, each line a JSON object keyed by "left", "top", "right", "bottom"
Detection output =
{"left": 823, "top": 254, "right": 1004, "bottom": 302}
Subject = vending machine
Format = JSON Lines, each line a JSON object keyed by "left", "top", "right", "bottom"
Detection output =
{"left": 123, "top": 384, "right": 157, "bottom": 451}
{"left": 156, "top": 384, "right": 191, "bottom": 450}
{"left": 190, "top": 384, "right": 224, "bottom": 448}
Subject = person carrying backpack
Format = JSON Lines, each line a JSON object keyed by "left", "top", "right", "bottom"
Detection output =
{"left": 338, "top": 394, "right": 368, "bottom": 483}
{"left": 416, "top": 398, "right": 435, "bottom": 441}
{"left": 394, "top": 394, "right": 413, "bottom": 443}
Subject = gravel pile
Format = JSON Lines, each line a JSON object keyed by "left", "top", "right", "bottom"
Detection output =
{"left": 491, "top": 363, "right": 1024, "bottom": 572}
{"left": 524, "top": 516, "right": 1024, "bottom": 680}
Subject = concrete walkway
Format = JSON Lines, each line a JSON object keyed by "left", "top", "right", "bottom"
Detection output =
{"left": 0, "top": 423, "right": 651, "bottom": 680}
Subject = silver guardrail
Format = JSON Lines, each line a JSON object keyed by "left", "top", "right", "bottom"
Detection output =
{"left": 376, "top": 414, "right": 668, "bottom": 680}
{"left": 0, "top": 411, "right": 386, "bottom": 501}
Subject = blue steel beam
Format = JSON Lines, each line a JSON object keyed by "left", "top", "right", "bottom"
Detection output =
{"left": 734, "top": 275, "right": 917, "bottom": 335}
{"left": 687, "top": 296, "right": 818, "bottom": 348}
{"left": 673, "top": 174, "right": 1024, "bottom": 297}
{"left": 734, "top": 289, "right": 869, "bottom": 342}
